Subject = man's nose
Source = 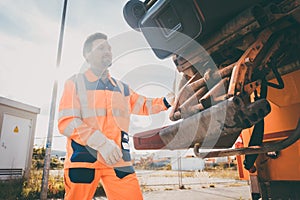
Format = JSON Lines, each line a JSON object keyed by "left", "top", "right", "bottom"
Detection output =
{"left": 103, "top": 48, "right": 111, "bottom": 54}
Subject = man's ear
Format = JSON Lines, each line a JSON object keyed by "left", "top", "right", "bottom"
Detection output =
{"left": 84, "top": 52, "right": 90, "bottom": 63}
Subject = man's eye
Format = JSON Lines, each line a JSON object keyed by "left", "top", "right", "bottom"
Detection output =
{"left": 97, "top": 45, "right": 110, "bottom": 51}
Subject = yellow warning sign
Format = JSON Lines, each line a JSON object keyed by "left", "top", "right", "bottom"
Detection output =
{"left": 13, "top": 126, "right": 19, "bottom": 133}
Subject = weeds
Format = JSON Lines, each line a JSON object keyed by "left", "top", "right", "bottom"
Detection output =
{"left": 0, "top": 147, "right": 106, "bottom": 199}
{"left": 206, "top": 168, "right": 239, "bottom": 180}
{"left": 0, "top": 169, "right": 105, "bottom": 199}
{"left": 0, "top": 178, "right": 23, "bottom": 200}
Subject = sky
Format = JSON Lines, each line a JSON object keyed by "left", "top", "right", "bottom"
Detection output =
{"left": 0, "top": 0, "right": 181, "bottom": 153}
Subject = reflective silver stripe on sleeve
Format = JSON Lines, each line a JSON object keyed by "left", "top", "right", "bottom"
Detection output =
{"left": 132, "top": 96, "right": 145, "bottom": 114}
{"left": 112, "top": 108, "right": 128, "bottom": 117}
{"left": 63, "top": 118, "right": 83, "bottom": 137}
{"left": 145, "top": 99, "right": 153, "bottom": 114}
{"left": 82, "top": 108, "right": 107, "bottom": 118}
{"left": 58, "top": 109, "right": 81, "bottom": 119}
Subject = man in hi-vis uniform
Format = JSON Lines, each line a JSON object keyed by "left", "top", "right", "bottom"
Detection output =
{"left": 58, "top": 32, "right": 174, "bottom": 199}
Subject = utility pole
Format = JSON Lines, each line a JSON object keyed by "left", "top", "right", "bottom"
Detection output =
{"left": 177, "top": 151, "right": 184, "bottom": 189}
{"left": 40, "top": 0, "right": 68, "bottom": 199}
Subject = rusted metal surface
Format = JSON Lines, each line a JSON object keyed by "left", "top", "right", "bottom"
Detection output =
{"left": 227, "top": 28, "right": 273, "bottom": 97}
{"left": 134, "top": 95, "right": 271, "bottom": 151}
{"left": 169, "top": 64, "right": 235, "bottom": 121}
{"left": 171, "top": 28, "right": 276, "bottom": 121}
{"left": 199, "top": 77, "right": 229, "bottom": 109}
{"left": 268, "top": 60, "right": 300, "bottom": 79}
{"left": 174, "top": 2, "right": 300, "bottom": 78}
{"left": 189, "top": 64, "right": 234, "bottom": 91}
{"left": 194, "top": 120, "right": 300, "bottom": 158}
{"left": 174, "top": 5, "right": 266, "bottom": 70}
{"left": 202, "top": 5, "right": 266, "bottom": 52}
{"left": 169, "top": 74, "right": 198, "bottom": 121}
{"left": 244, "top": 81, "right": 261, "bottom": 96}
{"left": 178, "top": 86, "right": 207, "bottom": 119}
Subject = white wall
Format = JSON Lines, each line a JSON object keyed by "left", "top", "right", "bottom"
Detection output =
{"left": 171, "top": 157, "right": 205, "bottom": 171}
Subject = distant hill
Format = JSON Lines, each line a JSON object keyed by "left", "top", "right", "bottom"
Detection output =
{"left": 51, "top": 150, "right": 66, "bottom": 158}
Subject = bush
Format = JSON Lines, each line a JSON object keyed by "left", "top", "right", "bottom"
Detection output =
{"left": 32, "top": 148, "right": 63, "bottom": 170}
{"left": 50, "top": 157, "right": 64, "bottom": 169}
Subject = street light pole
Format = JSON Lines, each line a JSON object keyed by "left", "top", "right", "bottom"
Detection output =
{"left": 40, "top": 0, "right": 68, "bottom": 199}
{"left": 177, "top": 151, "right": 184, "bottom": 189}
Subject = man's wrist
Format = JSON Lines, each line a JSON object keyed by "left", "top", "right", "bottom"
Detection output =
{"left": 164, "top": 92, "right": 175, "bottom": 108}
{"left": 163, "top": 97, "right": 171, "bottom": 108}
{"left": 86, "top": 130, "right": 108, "bottom": 150}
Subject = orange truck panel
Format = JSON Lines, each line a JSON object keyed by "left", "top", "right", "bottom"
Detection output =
{"left": 238, "top": 70, "right": 300, "bottom": 180}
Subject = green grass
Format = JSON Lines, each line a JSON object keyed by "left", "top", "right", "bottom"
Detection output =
{"left": 0, "top": 178, "right": 23, "bottom": 200}
{"left": 0, "top": 169, "right": 105, "bottom": 199}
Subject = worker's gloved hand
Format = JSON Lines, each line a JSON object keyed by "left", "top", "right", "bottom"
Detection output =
{"left": 97, "top": 138, "right": 123, "bottom": 165}
{"left": 165, "top": 92, "right": 175, "bottom": 107}
{"left": 87, "top": 130, "right": 123, "bottom": 165}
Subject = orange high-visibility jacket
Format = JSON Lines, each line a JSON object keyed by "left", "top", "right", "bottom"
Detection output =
{"left": 58, "top": 69, "right": 170, "bottom": 170}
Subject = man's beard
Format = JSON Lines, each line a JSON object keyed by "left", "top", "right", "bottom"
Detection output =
{"left": 102, "top": 56, "right": 112, "bottom": 67}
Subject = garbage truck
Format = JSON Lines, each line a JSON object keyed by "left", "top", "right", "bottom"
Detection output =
{"left": 123, "top": 0, "right": 300, "bottom": 199}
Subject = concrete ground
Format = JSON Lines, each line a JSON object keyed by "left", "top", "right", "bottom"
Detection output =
{"left": 96, "top": 186, "right": 251, "bottom": 200}
{"left": 95, "top": 170, "right": 251, "bottom": 200}
{"left": 143, "top": 186, "right": 251, "bottom": 200}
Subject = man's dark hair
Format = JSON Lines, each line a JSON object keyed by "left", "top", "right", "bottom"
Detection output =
{"left": 83, "top": 32, "right": 108, "bottom": 59}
